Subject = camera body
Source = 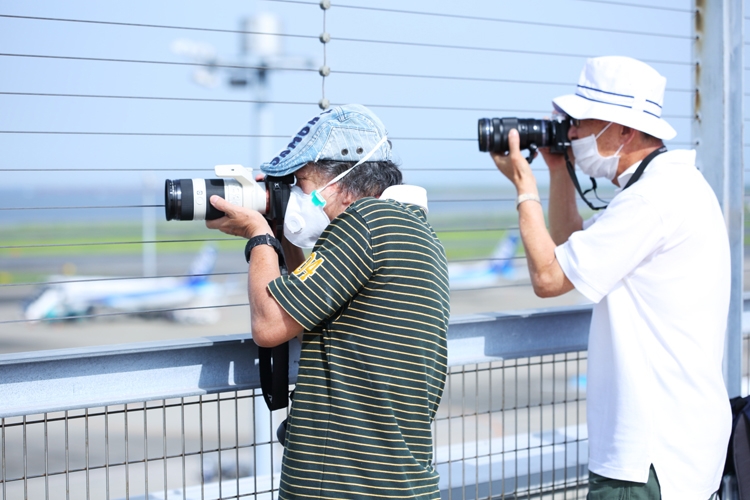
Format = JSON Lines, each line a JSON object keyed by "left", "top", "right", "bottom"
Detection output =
{"left": 478, "top": 117, "right": 570, "bottom": 155}
{"left": 165, "top": 165, "right": 267, "bottom": 221}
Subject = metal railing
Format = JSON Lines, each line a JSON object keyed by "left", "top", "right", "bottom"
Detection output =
{"left": 0, "top": 306, "right": 592, "bottom": 499}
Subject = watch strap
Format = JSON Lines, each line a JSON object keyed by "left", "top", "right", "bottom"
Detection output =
{"left": 245, "top": 233, "right": 283, "bottom": 263}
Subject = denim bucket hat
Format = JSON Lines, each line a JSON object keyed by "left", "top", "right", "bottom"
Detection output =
{"left": 260, "top": 104, "right": 392, "bottom": 177}
{"left": 552, "top": 56, "right": 677, "bottom": 140}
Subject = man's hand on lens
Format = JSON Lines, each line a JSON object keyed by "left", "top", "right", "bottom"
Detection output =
{"left": 206, "top": 195, "right": 272, "bottom": 239}
{"left": 490, "top": 129, "right": 537, "bottom": 193}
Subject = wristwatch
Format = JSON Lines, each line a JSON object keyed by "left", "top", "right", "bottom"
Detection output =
{"left": 245, "top": 233, "right": 283, "bottom": 263}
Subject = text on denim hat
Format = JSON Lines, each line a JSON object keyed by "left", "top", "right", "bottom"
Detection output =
{"left": 270, "top": 116, "right": 321, "bottom": 166}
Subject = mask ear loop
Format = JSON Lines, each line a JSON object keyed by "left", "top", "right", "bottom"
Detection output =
{"left": 595, "top": 121, "right": 614, "bottom": 140}
{"left": 311, "top": 135, "right": 389, "bottom": 207}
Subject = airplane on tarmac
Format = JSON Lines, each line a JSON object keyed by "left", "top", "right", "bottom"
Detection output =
{"left": 448, "top": 233, "right": 525, "bottom": 290}
{"left": 23, "top": 245, "right": 233, "bottom": 324}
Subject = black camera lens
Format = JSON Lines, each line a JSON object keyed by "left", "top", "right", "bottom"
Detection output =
{"left": 164, "top": 178, "right": 235, "bottom": 221}
{"left": 478, "top": 117, "right": 569, "bottom": 155}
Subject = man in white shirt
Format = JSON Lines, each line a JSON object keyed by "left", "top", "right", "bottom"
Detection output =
{"left": 489, "top": 56, "right": 731, "bottom": 500}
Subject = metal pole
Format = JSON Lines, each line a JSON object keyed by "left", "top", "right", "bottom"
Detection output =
{"left": 693, "top": 0, "right": 745, "bottom": 398}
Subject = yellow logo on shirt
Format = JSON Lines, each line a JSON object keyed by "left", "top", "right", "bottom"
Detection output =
{"left": 294, "top": 252, "right": 324, "bottom": 282}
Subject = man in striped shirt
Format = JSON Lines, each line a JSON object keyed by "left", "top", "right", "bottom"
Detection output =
{"left": 206, "top": 104, "right": 450, "bottom": 499}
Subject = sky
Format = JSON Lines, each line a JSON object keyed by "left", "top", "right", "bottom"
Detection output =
{"left": 0, "top": 0, "right": 722, "bottom": 212}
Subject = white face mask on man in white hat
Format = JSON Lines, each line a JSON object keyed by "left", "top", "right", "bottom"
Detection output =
{"left": 570, "top": 122, "right": 625, "bottom": 180}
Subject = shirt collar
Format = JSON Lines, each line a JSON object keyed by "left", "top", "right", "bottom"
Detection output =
{"left": 616, "top": 161, "right": 641, "bottom": 191}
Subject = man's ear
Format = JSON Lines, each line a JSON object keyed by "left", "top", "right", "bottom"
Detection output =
{"left": 339, "top": 187, "right": 356, "bottom": 208}
{"left": 619, "top": 125, "right": 638, "bottom": 145}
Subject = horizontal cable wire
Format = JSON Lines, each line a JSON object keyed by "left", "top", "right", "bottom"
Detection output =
{"left": 0, "top": 167, "right": 234, "bottom": 172}
{"left": 0, "top": 204, "right": 162, "bottom": 211}
{"left": 0, "top": 130, "right": 284, "bottom": 138}
{"left": 0, "top": 15, "right": 692, "bottom": 67}
{"left": 0, "top": 131, "right": 695, "bottom": 145}
{"left": 0, "top": 52, "right": 316, "bottom": 73}
{"left": 0, "top": 14, "right": 318, "bottom": 40}
{"left": 437, "top": 226, "right": 520, "bottom": 233}
{"left": 0, "top": 277, "right": 539, "bottom": 325}
{"left": 1, "top": 228, "right": 516, "bottom": 250}
{"left": 0, "top": 166, "right": 503, "bottom": 172}
{"left": 0, "top": 53, "right": 693, "bottom": 91}
{"left": 0, "top": 198, "right": 524, "bottom": 211}
{"left": 0, "top": 130, "right": 472, "bottom": 141}
{"left": 0, "top": 302, "right": 249, "bottom": 325}
{"left": 265, "top": 0, "right": 694, "bottom": 39}
{"left": 0, "top": 14, "right": 694, "bottom": 67}
{"left": 0, "top": 92, "right": 695, "bottom": 119}
{"left": 0, "top": 91, "right": 314, "bottom": 107}
{"left": 574, "top": 0, "right": 693, "bottom": 13}
{"left": 330, "top": 36, "right": 692, "bottom": 67}
{"left": 330, "top": 68, "right": 694, "bottom": 92}
{"left": 449, "top": 255, "right": 528, "bottom": 265}
{"left": 0, "top": 165, "right": 555, "bottom": 173}
{"left": 2, "top": 256, "right": 527, "bottom": 289}
{"left": 0, "top": 283, "right": 536, "bottom": 327}
{"left": 0, "top": 130, "right": 696, "bottom": 148}
{"left": 0, "top": 238, "right": 237, "bottom": 250}
{"left": 0, "top": 271, "right": 247, "bottom": 289}
{"left": 449, "top": 281, "right": 533, "bottom": 292}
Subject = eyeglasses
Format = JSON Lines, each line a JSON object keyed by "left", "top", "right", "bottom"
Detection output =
{"left": 568, "top": 116, "right": 581, "bottom": 127}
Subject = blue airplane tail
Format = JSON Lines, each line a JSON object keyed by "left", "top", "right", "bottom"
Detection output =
{"left": 488, "top": 234, "right": 520, "bottom": 279}
{"left": 187, "top": 245, "right": 217, "bottom": 285}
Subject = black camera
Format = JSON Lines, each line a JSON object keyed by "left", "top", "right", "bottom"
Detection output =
{"left": 477, "top": 117, "right": 570, "bottom": 156}
{"left": 165, "top": 165, "right": 268, "bottom": 221}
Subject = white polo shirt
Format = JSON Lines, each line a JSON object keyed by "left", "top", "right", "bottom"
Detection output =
{"left": 555, "top": 149, "right": 731, "bottom": 500}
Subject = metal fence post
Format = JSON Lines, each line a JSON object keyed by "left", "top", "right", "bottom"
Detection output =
{"left": 693, "top": 0, "right": 745, "bottom": 397}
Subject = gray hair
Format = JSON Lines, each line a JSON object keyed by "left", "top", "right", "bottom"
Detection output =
{"left": 310, "top": 160, "right": 402, "bottom": 199}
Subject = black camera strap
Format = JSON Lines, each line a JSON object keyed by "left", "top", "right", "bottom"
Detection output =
{"left": 563, "top": 146, "right": 667, "bottom": 211}
{"left": 258, "top": 175, "right": 294, "bottom": 412}
{"left": 622, "top": 146, "right": 667, "bottom": 190}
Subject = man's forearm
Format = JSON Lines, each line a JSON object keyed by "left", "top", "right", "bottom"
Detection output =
{"left": 547, "top": 168, "right": 583, "bottom": 245}
{"left": 247, "top": 244, "right": 303, "bottom": 347}
{"left": 517, "top": 198, "right": 574, "bottom": 298}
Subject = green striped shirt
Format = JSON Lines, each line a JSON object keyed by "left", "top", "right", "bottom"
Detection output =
{"left": 267, "top": 197, "right": 450, "bottom": 500}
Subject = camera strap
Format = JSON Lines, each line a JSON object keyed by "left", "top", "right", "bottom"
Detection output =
{"left": 258, "top": 175, "right": 295, "bottom": 412}
{"left": 563, "top": 146, "right": 667, "bottom": 210}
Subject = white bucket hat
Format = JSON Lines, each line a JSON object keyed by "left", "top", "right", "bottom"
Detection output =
{"left": 552, "top": 56, "right": 676, "bottom": 140}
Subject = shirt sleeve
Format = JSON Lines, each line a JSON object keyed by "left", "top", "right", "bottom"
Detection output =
{"left": 554, "top": 192, "right": 665, "bottom": 304}
{"left": 266, "top": 208, "right": 374, "bottom": 330}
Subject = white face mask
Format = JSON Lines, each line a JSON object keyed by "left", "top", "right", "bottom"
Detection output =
{"left": 284, "top": 134, "right": 389, "bottom": 248}
{"left": 283, "top": 186, "right": 331, "bottom": 248}
{"left": 570, "top": 122, "right": 624, "bottom": 180}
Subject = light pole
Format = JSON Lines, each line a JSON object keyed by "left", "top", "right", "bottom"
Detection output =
{"left": 172, "top": 12, "right": 314, "bottom": 168}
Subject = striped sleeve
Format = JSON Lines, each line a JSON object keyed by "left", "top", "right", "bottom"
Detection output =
{"left": 267, "top": 209, "right": 374, "bottom": 331}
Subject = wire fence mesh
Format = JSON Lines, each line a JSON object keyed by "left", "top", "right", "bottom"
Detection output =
{"left": 1, "top": 352, "right": 589, "bottom": 500}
